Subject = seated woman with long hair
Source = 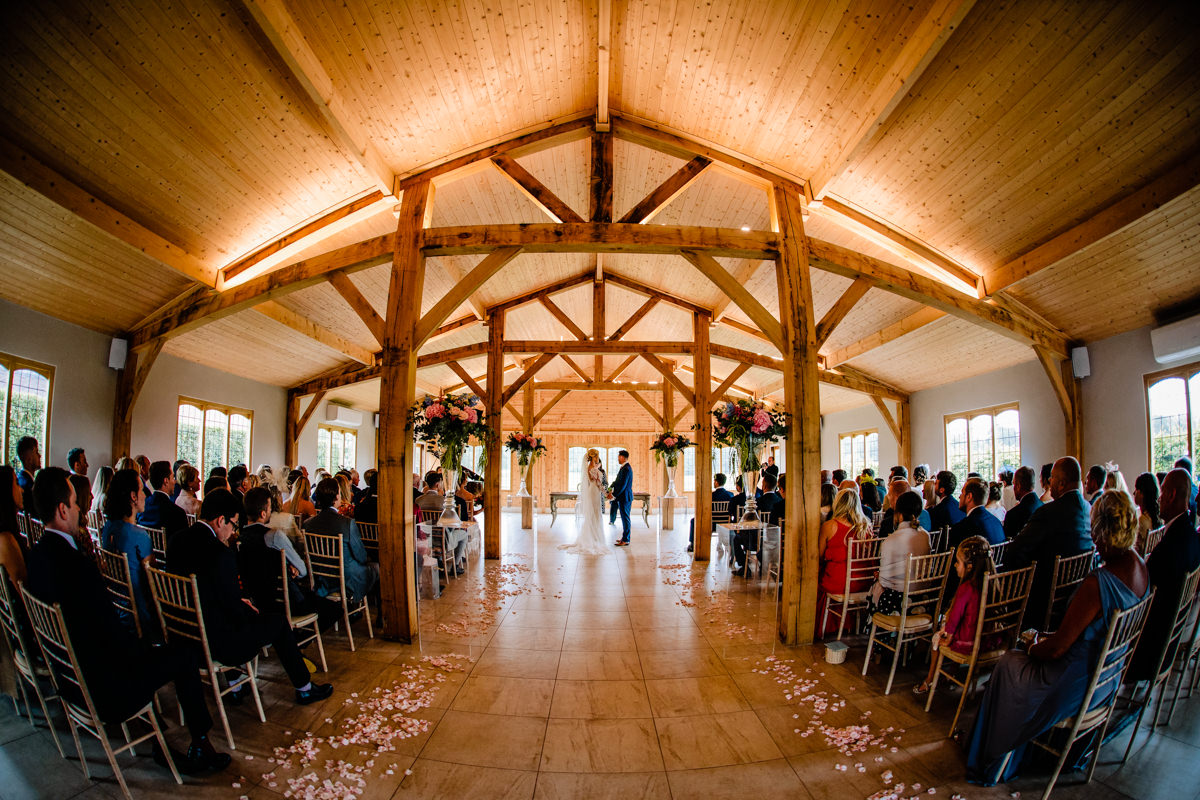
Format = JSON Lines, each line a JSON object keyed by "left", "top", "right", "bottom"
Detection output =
{"left": 288, "top": 475, "right": 316, "bottom": 520}
{"left": 90, "top": 465, "right": 114, "bottom": 515}
{"left": 816, "top": 487, "right": 873, "bottom": 638}
{"left": 100, "top": 469, "right": 157, "bottom": 636}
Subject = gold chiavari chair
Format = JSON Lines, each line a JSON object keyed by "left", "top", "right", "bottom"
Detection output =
{"left": 303, "top": 531, "right": 374, "bottom": 652}
{"left": 0, "top": 566, "right": 64, "bottom": 756}
{"left": 862, "top": 550, "right": 953, "bottom": 695}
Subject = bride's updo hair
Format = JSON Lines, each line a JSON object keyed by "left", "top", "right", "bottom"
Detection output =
{"left": 585, "top": 448, "right": 600, "bottom": 461}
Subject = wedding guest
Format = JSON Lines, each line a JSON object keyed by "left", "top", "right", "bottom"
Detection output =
{"left": 922, "top": 478, "right": 937, "bottom": 510}
{"left": 1132, "top": 472, "right": 1163, "bottom": 552}
{"left": 868, "top": 491, "right": 930, "bottom": 615}
{"left": 1103, "top": 465, "right": 1133, "bottom": 504}
{"left": 100, "top": 469, "right": 156, "bottom": 635}
{"left": 816, "top": 488, "right": 873, "bottom": 637}
{"left": 1003, "top": 466, "right": 1042, "bottom": 541}
{"left": 304, "top": 479, "right": 380, "bottom": 598}
{"left": 227, "top": 465, "right": 249, "bottom": 502}
{"left": 355, "top": 471, "right": 378, "bottom": 524}
{"left": 288, "top": 475, "right": 316, "bottom": 520}
{"left": 984, "top": 482, "right": 1006, "bottom": 522}
{"left": 820, "top": 469, "right": 831, "bottom": 485}
{"left": 67, "top": 448, "right": 90, "bottom": 497}
{"left": 819, "top": 481, "right": 836, "bottom": 521}
{"left": 914, "top": 535, "right": 994, "bottom": 695}
{"left": 134, "top": 455, "right": 152, "bottom": 497}
{"left": 15, "top": 436, "right": 40, "bottom": 515}
{"left": 204, "top": 475, "right": 229, "bottom": 497}
{"left": 91, "top": 465, "right": 114, "bottom": 515}
{"left": 912, "top": 464, "right": 930, "bottom": 486}
{"left": 860, "top": 479, "right": 880, "bottom": 517}
{"left": 1083, "top": 464, "right": 1107, "bottom": 504}
{"left": 999, "top": 469, "right": 1017, "bottom": 511}
{"left": 175, "top": 464, "right": 202, "bottom": 516}
{"left": 950, "top": 480, "right": 1006, "bottom": 550}
{"left": 831, "top": 469, "right": 847, "bottom": 485}
{"left": 729, "top": 475, "right": 747, "bottom": 521}
{"left": 928, "top": 470, "right": 965, "bottom": 532}
{"left": 334, "top": 473, "right": 355, "bottom": 518}
{"left": 138, "top": 460, "right": 189, "bottom": 541}
{"left": 171, "top": 460, "right": 189, "bottom": 500}
{"left": 756, "top": 473, "right": 780, "bottom": 520}
{"left": 0, "top": 467, "right": 28, "bottom": 583}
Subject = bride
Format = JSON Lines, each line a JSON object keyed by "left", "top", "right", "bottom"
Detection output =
{"left": 559, "top": 448, "right": 612, "bottom": 555}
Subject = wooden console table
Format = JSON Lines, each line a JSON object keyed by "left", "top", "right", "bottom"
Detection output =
{"left": 548, "top": 491, "right": 652, "bottom": 527}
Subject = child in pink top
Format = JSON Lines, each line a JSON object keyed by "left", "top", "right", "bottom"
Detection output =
{"left": 914, "top": 535, "right": 995, "bottom": 694}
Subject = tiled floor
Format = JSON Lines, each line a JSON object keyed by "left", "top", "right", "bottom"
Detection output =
{"left": 1, "top": 511, "right": 1197, "bottom": 799}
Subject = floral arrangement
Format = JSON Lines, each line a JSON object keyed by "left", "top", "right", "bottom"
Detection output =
{"left": 650, "top": 431, "right": 693, "bottom": 467}
{"left": 505, "top": 431, "right": 547, "bottom": 466}
{"left": 409, "top": 393, "right": 491, "bottom": 474}
{"left": 711, "top": 399, "right": 789, "bottom": 473}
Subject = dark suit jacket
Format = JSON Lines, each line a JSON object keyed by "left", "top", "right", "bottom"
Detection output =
{"left": 1003, "top": 492, "right": 1042, "bottom": 541}
{"left": 166, "top": 521, "right": 257, "bottom": 649}
{"left": 610, "top": 463, "right": 633, "bottom": 503}
{"left": 1005, "top": 489, "right": 1094, "bottom": 629}
{"left": 303, "top": 509, "right": 374, "bottom": 602}
{"left": 928, "top": 496, "right": 966, "bottom": 532}
{"left": 17, "top": 469, "right": 35, "bottom": 518}
{"left": 711, "top": 487, "right": 734, "bottom": 520}
{"left": 763, "top": 464, "right": 779, "bottom": 478}
{"left": 138, "top": 490, "right": 189, "bottom": 541}
{"left": 355, "top": 490, "right": 377, "bottom": 523}
{"left": 757, "top": 492, "right": 780, "bottom": 520}
{"left": 1130, "top": 513, "right": 1200, "bottom": 680}
{"left": 236, "top": 523, "right": 283, "bottom": 615}
{"left": 950, "top": 506, "right": 1006, "bottom": 548}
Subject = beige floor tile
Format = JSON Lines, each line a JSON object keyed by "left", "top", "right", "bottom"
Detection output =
{"left": 488, "top": 625, "right": 567, "bottom": 651}
{"left": 500, "top": 608, "right": 570, "bottom": 628}
{"left": 421, "top": 710, "right": 547, "bottom": 771}
{"left": 556, "top": 649, "right": 643, "bottom": 680}
{"left": 625, "top": 595, "right": 689, "bottom": 612}
{"left": 788, "top": 745, "right": 938, "bottom": 800}
{"left": 473, "top": 647, "right": 561, "bottom": 679}
{"left": 655, "top": 710, "right": 783, "bottom": 770}
{"left": 566, "top": 610, "right": 632, "bottom": 629}
{"left": 639, "top": 648, "right": 728, "bottom": 679}
{"left": 550, "top": 679, "right": 652, "bottom": 718}
{"left": 371, "top": 663, "right": 470, "bottom": 709}
{"left": 452, "top": 675, "right": 556, "bottom": 716}
{"left": 666, "top": 758, "right": 812, "bottom": 799}
{"left": 567, "top": 595, "right": 629, "bottom": 611}
{"left": 540, "top": 718, "right": 665, "bottom": 772}
{"left": 646, "top": 676, "right": 751, "bottom": 717}
{"left": 533, "top": 771, "right": 671, "bottom": 799}
{"left": 630, "top": 608, "right": 698, "bottom": 629}
{"left": 398, "top": 758, "right": 537, "bottom": 799}
{"left": 561, "top": 627, "right": 637, "bottom": 652}
{"left": 633, "top": 625, "right": 711, "bottom": 651}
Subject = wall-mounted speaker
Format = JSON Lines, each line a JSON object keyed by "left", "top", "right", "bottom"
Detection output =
{"left": 108, "top": 337, "right": 128, "bottom": 370}
{"left": 1070, "top": 346, "right": 1091, "bottom": 379}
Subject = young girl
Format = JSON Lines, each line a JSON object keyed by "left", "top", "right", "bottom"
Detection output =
{"left": 914, "top": 535, "right": 994, "bottom": 695}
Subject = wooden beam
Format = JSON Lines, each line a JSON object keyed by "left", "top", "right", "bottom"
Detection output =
{"left": 438, "top": 258, "right": 487, "bottom": 321}
{"left": 421, "top": 223, "right": 777, "bottom": 259}
{"left": 898, "top": 399, "right": 912, "bottom": 471}
{"left": 328, "top": 270, "right": 386, "bottom": 346}
{"left": 0, "top": 134, "right": 216, "bottom": 286}
{"left": 836, "top": 365, "right": 908, "bottom": 401}
{"left": 295, "top": 390, "right": 327, "bottom": 434}
{"left": 238, "top": 0, "right": 393, "bottom": 193}
{"left": 626, "top": 390, "right": 664, "bottom": 427}
{"left": 596, "top": 0, "right": 611, "bottom": 129}
{"left": 824, "top": 307, "right": 945, "bottom": 366}
{"left": 711, "top": 261, "right": 769, "bottom": 322}
{"left": 417, "top": 343, "right": 489, "bottom": 368}
{"left": 607, "top": 297, "right": 660, "bottom": 342}
{"left": 814, "top": 277, "right": 872, "bottom": 348}
{"left": 602, "top": 272, "right": 713, "bottom": 316}
{"left": 415, "top": 247, "right": 523, "bottom": 346}
{"left": 428, "top": 315, "right": 480, "bottom": 341}
{"left": 1033, "top": 345, "right": 1079, "bottom": 458}
{"left": 491, "top": 155, "right": 584, "bottom": 223}
{"left": 487, "top": 271, "right": 595, "bottom": 314}
{"left": 694, "top": 312, "right": 713, "bottom": 561}
{"left": 446, "top": 360, "right": 487, "bottom": 402}
{"left": 291, "top": 360, "right": 381, "bottom": 396}
{"left": 521, "top": 381, "right": 535, "bottom": 528}
{"left": 590, "top": 130, "right": 614, "bottom": 223}
{"left": 680, "top": 251, "right": 784, "bottom": 351}
{"left": 559, "top": 355, "right": 594, "bottom": 382}
{"left": 111, "top": 338, "right": 165, "bottom": 459}
{"left": 222, "top": 190, "right": 389, "bottom": 284}
{"left": 131, "top": 234, "right": 395, "bottom": 347}
{"left": 605, "top": 354, "right": 638, "bottom": 382}
{"left": 642, "top": 354, "right": 695, "bottom": 407}
{"left": 821, "top": 368, "right": 907, "bottom": 403}
{"left": 503, "top": 340, "right": 692, "bottom": 355}
{"left": 252, "top": 301, "right": 376, "bottom": 364}
{"left": 711, "top": 363, "right": 751, "bottom": 400}
{"left": 592, "top": 279, "right": 605, "bottom": 379}
{"left": 709, "top": 344, "right": 782, "bottom": 371}
{"left": 533, "top": 389, "right": 571, "bottom": 426}
{"left": 716, "top": 316, "right": 775, "bottom": 346}
{"left": 505, "top": 403, "right": 525, "bottom": 430}
{"left": 539, "top": 296, "right": 590, "bottom": 341}
{"left": 534, "top": 381, "right": 662, "bottom": 392}
{"left": 285, "top": 391, "right": 300, "bottom": 466}
{"left": 871, "top": 396, "right": 903, "bottom": 444}
{"left": 807, "top": 0, "right": 977, "bottom": 198}
{"left": 673, "top": 407, "right": 691, "bottom": 430}
{"left": 617, "top": 156, "right": 712, "bottom": 224}
{"left": 446, "top": 363, "right": 518, "bottom": 395}
{"left": 983, "top": 149, "right": 1200, "bottom": 296}
{"left": 501, "top": 353, "right": 557, "bottom": 405}
{"left": 679, "top": 364, "right": 755, "bottom": 399}
{"left": 483, "top": 312, "right": 505, "bottom": 559}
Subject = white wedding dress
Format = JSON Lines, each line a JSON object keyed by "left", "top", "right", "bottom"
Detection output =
{"left": 559, "top": 463, "right": 611, "bottom": 555}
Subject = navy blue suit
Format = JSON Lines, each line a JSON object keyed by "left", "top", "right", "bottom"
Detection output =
{"left": 1130, "top": 513, "right": 1200, "bottom": 681}
{"left": 610, "top": 462, "right": 633, "bottom": 540}
{"left": 928, "top": 496, "right": 966, "bottom": 532}
{"left": 138, "top": 490, "right": 189, "bottom": 542}
{"left": 950, "top": 506, "right": 1006, "bottom": 548}
{"left": 690, "top": 487, "right": 735, "bottom": 545}
{"left": 1002, "top": 492, "right": 1042, "bottom": 541}
{"left": 1005, "top": 489, "right": 1094, "bottom": 629}
{"left": 17, "top": 469, "right": 35, "bottom": 518}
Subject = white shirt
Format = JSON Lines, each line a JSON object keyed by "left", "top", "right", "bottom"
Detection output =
{"left": 1001, "top": 485, "right": 1018, "bottom": 511}
{"left": 876, "top": 521, "right": 931, "bottom": 592}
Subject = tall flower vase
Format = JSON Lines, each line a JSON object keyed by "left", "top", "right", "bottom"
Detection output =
{"left": 439, "top": 447, "right": 463, "bottom": 526}
{"left": 739, "top": 444, "right": 762, "bottom": 524}
{"left": 516, "top": 456, "right": 532, "bottom": 498}
{"left": 663, "top": 455, "right": 680, "bottom": 498}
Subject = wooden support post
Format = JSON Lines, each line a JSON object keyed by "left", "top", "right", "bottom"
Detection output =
{"left": 377, "top": 180, "right": 431, "bottom": 643}
{"left": 662, "top": 384, "right": 674, "bottom": 529}
{"left": 285, "top": 390, "right": 300, "bottom": 466}
{"left": 590, "top": 130, "right": 613, "bottom": 224}
{"left": 694, "top": 312, "right": 713, "bottom": 561}
{"left": 521, "top": 381, "right": 535, "bottom": 529}
{"left": 773, "top": 184, "right": 822, "bottom": 646}
{"left": 592, "top": 279, "right": 605, "bottom": 381}
{"left": 898, "top": 399, "right": 912, "bottom": 470}
{"left": 483, "top": 311, "right": 505, "bottom": 558}
{"left": 1034, "top": 346, "right": 1083, "bottom": 462}
{"left": 111, "top": 338, "right": 164, "bottom": 460}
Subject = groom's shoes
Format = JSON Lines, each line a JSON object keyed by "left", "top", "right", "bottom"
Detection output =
{"left": 614, "top": 539, "right": 628, "bottom": 546}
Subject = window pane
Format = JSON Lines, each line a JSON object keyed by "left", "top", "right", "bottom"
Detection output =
{"left": 0, "top": 366, "right": 8, "bottom": 462}
{"left": 995, "top": 409, "right": 1021, "bottom": 475}
{"left": 946, "top": 417, "right": 969, "bottom": 487}
{"left": 683, "top": 447, "right": 696, "bottom": 491}
{"left": 7, "top": 369, "right": 49, "bottom": 467}
{"left": 317, "top": 428, "right": 330, "bottom": 472}
{"left": 176, "top": 404, "right": 203, "bottom": 466}
{"left": 865, "top": 433, "right": 878, "bottom": 476}
{"left": 568, "top": 446, "right": 585, "bottom": 491}
{"left": 775, "top": 445, "right": 785, "bottom": 472}
{"left": 852, "top": 434, "right": 865, "bottom": 475}
{"left": 345, "top": 432, "right": 357, "bottom": 471}
{"left": 331, "top": 430, "right": 344, "bottom": 471}
{"left": 840, "top": 436, "right": 852, "bottom": 472}
{"left": 1191, "top": 372, "right": 1200, "bottom": 466}
{"left": 969, "top": 414, "right": 994, "bottom": 478}
{"left": 1149, "top": 377, "right": 1189, "bottom": 474}
{"left": 500, "top": 449, "right": 510, "bottom": 491}
{"left": 229, "top": 413, "right": 251, "bottom": 468}
{"left": 203, "top": 409, "right": 227, "bottom": 477}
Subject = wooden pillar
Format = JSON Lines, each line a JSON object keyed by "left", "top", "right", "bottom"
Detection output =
{"left": 661, "top": 383, "right": 674, "bottom": 529}
{"left": 773, "top": 183, "right": 822, "bottom": 646}
{"left": 898, "top": 398, "right": 912, "bottom": 469}
{"left": 592, "top": 279, "right": 605, "bottom": 380}
{"left": 1034, "top": 346, "right": 1084, "bottom": 463}
{"left": 521, "top": 381, "right": 535, "bottom": 529}
{"left": 483, "top": 311, "right": 505, "bottom": 558}
{"left": 377, "top": 180, "right": 431, "bottom": 643}
{"left": 693, "top": 312, "right": 713, "bottom": 561}
{"left": 285, "top": 390, "right": 300, "bottom": 466}
{"left": 111, "top": 339, "right": 163, "bottom": 460}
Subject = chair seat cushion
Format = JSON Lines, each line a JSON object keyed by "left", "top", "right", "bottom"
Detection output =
{"left": 291, "top": 612, "right": 319, "bottom": 627}
{"left": 872, "top": 612, "right": 932, "bottom": 631}
{"left": 828, "top": 591, "right": 870, "bottom": 603}
{"left": 939, "top": 646, "right": 1006, "bottom": 664}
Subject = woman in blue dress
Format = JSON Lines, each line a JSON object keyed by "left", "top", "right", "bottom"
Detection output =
{"left": 100, "top": 468, "right": 156, "bottom": 637}
{"left": 965, "top": 488, "right": 1149, "bottom": 785}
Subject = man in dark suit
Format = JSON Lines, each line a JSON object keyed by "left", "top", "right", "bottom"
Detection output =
{"left": 770, "top": 473, "right": 787, "bottom": 527}
{"left": 927, "top": 470, "right": 966, "bottom": 533}
{"left": 688, "top": 473, "right": 734, "bottom": 552}
{"left": 731, "top": 473, "right": 779, "bottom": 572}
{"left": 1003, "top": 465, "right": 1043, "bottom": 540}
{"left": 166, "top": 489, "right": 333, "bottom": 705}
{"left": 355, "top": 469, "right": 378, "bottom": 523}
{"left": 25, "top": 468, "right": 230, "bottom": 774}
{"left": 609, "top": 450, "right": 634, "bottom": 546}
{"left": 15, "top": 435, "right": 40, "bottom": 516}
{"left": 1005, "top": 457, "right": 1095, "bottom": 629}
{"left": 138, "top": 460, "right": 189, "bottom": 542}
{"left": 949, "top": 480, "right": 1006, "bottom": 548}
{"left": 1129, "top": 469, "right": 1200, "bottom": 681}
{"left": 763, "top": 456, "right": 779, "bottom": 479}
{"left": 227, "top": 465, "right": 249, "bottom": 503}
{"left": 756, "top": 473, "right": 780, "bottom": 520}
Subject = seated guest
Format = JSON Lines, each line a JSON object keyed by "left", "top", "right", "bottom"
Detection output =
{"left": 134, "top": 455, "right": 152, "bottom": 497}
{"left": 999, "top": 469, "right": 1017, "bottom": 511}
{"left": 729, "top": 475, "right": 747, "bottom": 520}
{"left": 912, "top": 464, "right": 930, "bottom": 486}
{"left": 249, "top": 486, "right": 308, "bottom": 578}
{"left": 227, "top": 465, "right": 249, "bottom": 502}
{"left": 859, "top": 479, "right": 880, "bottom": 518}
{"left": 688, "top": 473, "right": 735, "bottom": 552}
{"left": 91, "top": 465, "right": 114, "bottom": 516}
{"left": 1083, "top": 463, "right": 1107, "bottom": 504}
{"left": 455, "top": 479, "right": 479, "bottom": 521}
{"left": 207, "top": 466, "right": 226, "bottom": 481}
{"left": 1039, "top": 463, "right": 1054, "bottom": 503}
{"left": 168, "top": 489, "right": 332, "bottom": 705}
{"left": 1002, "top": 466, "right": 1042, "bottom": 541}
{"left": 816, "top": 488, "right": 874, "bottom": 637}
{"left": 950, "top": 480, "right": 1005, "bottom": 548}
{"left": 138, "top": 460, "right": 189, "bottom": 542}
{"left": 915, "top": 535, "right": 995, "bottom": 695}
{"left": 0, "top": 466, "right": 28, "bottom": 581}
{"left": 984, "top": 482, "right": 1006, "bottom": 522}
{"left": 171, "top": 459, "right": 189, "bottom": 501}
{"left": 1128, "top": 469, "right": 1200, "bottom": 681}
{"left": 756, "top": 473, "right": 780, "bottom": 519}
{"left": 1005, "top": 457, "right": 1095, "bottom": 629}
{"left": 15, "top": 436, "right": 40, "bottom": 516}
{"left": 204, "top": 475, "right": 229, "bottom": 497}
{"left": 288, "top": 475, "right": 316, "bottom": 520}
{"left": 1132, "top": 471, "right": 1163, "bottom": 552}
{"left": 831, "top": 469, "right": 847, "bottom": 485}
{"left": 355, "top": 469, "right": 377, "bottom": 509}
{"left": 879, "top": 481, "right": 932, "bottom": 537}
{"left": 100, "top": 469, "right": 156, "bottom": 635}
{"left": 415, "top": 472, "right": 468, "bottom": 574}
{"left": 965, "top": 490, "right": 1148, "bottom": 784}
{"left": 67, "top": 447, "right": 90, "bottom": 493}
{"left": 928, "top": 470, "right": 966, "bottom": 532}
{"left": 67, "top": 473, "right": 95, "bottom": 558}
{"left": 1175, "top": 455, "right": 1198, "bottom": 518}
{"left": 868, "top": 491, "right": 931, "bottom": 614}
{"left": 266, "top": 485, "right": 305, "bottom": 560}
{"left": 27, "top": 468, "right": 230, "bottom": 773}
{"left": 412, "top": 472, "right": 423, "bottom": 505}
{"left": 922, "top": 478, "right": 937, "bottom": 510}
{"left": 175, "top": 464, "right": 202, "bottom": 516}
{"left": 1103, "top": 464, "right": 1133, "bottom": 502}
{"left": 304, "top": 478, "right": 380, "bottom": 603}
{"left": 770, "top": 473, "right": 786, "bottom": 526}
{"left": 820, "top": 469, "right": 831, "bottom": 486}
{"left": 820, "top": 481, "right": 836, "bottom": 521}
{"left": 334, "top": 473, "right": 356, "bottom": 518}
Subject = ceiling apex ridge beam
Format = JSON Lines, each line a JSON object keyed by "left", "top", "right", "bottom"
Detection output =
{"left": 596, "top": 0, "right": 612, "bottom": 129}
{"left": 415, "top": 246, "right": 522, "bottom": 346}
{"left": 490, "top": 155, "right": 584, "bottom": 223}
{"left": 238, "top": 0, "right": 393, "bottom": 194}
{"left": 251, "top": 300, "right": 376, "bottom": 364}
{"left": 617, "top": 155, "right": 712, "bottom": 224}
{"left": 807, "top": 0, "right": 978, "bottom": 198}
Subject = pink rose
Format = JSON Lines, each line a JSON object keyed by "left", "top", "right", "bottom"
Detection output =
{"left": 663, "top": 437, "right": 676, "bottom": 447}
{"left": 427, "top": 403, "right": 445, "bottom": 418}
{"left": 751, "top": 409, "right": 771, "bottom": 434}
{"left": 466, "top": 408, "right": 478, "bottom": 423}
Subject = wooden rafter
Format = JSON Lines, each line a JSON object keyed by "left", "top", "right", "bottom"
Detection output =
{"left": 327, "top": 270, "right": 386, "bottom": 346}
{"left": 421, "top": 223, "right": 776, "bottom": 259}
{"left": 252, "top": 301, "right": 376, "bottom": 364}
{"left": 870, "top": 396, "right": 903, "bottom": 443}
{"left": 641, "top": 353, "right": 695, "bottom": 407}
{"left": 559, "top": 354, "right": 594, "bottom": 382}
{"left": 711, "top": 363, "right": 751, "bottom": 399}
{"left": 603, "top": 271, "right": 713, "bottom": 316}
{"left": 822, "top": 367, "right": 907, "bottom": 402}
{"left": 535, "top": 381, "right": 662, "bottom": 391}
{"left": 592, "top": 279, "right": 605, "bottom": 379}
{"left": 596, "top": 0, "right": 611, "bottom": 129}
{"left": 590, "top": 130, "right": 614, "bottom": 223}
{"left": 415, "top": 246, "right": 523, "bottom": 346}
{"left": 626, "top": 390, "right": 664, "bottom": 427}
{"left": 711, "top": 261, "right": 768, "bottom": 322}
{"left": 487, "top": 271, "right": 595, "bottom": 314}
{"left": 539, "top": 296, "right": 589, "bottom": 340}
{"left": 617, "top": 156, "right": 712, "bottom": 224}
{"left": 428, "top": 315, "right": 480, "bottom": 341}
{"left": 505, "top": 403, "right": 525, "bottom": 429}
{"left": 680, "top": 250, "right": 784, "bottom": 351}
{"left": 605, "top": 354, "right": 638, "bottom": 382}
{"left": 501, "top": 353, "right": 557, "bottom": 405}
{"left": 716, "top": 317, "right": 775, "bottom": 346}
{"left": 504, "top": 340, "right": 692, "bottom": 355}
{"left": 446, "top": 360, "right": 487, "bottom": 401}
{"left": 296, "top": 390, "right": 327, "bottom": 433}
{"left": 446, "top": 362, "right": 518, "bottom": 395}
{"left": 607, "top": 296, "right": 660, "bottom": 341}
{"left": 814, "top": 277, "right": 872, "bottom": 348}
{"left": 533, "top": 389, "right": 570, "bottom": 426}
{"left": 824, "top": 307, "right": 945, "bottom": 366}
{"left": 490, "top": 155, "right": 584, "bottom": 223}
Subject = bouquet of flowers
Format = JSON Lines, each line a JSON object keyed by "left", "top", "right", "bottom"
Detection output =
{"left": 650, "top": 431, "right": 693, "bottom": 468}
{"left": 408, "top": 393, "right": 491, "bottom": 475}
{"left": 711, "top": 399, "right": 788, "bottom": 474}
{"left": 505, "top": 431, "right": 547, "bottom": 466}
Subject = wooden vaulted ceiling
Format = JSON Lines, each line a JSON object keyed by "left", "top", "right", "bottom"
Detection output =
{"left": 1, "top": 0, "right": 1199, "bottom": 417}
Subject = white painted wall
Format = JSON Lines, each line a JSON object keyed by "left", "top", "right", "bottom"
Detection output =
{"left": 0, "top": 298, "right": 117, "bottom": 469}
{"left": 131, "top": 352, "right": 287, "bottom": 469}
{"left": 819, "top": 403, "right": 898, "bottom": 473}
{"left": 1081, "top": 325, "right": 1157, "bottom": 475}
{"left": 294, "top": 395, "right": 378, "bottom": 475}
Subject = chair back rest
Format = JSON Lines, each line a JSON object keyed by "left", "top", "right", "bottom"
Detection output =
{"left": 303, "top": 531, "right": 347, "bottom": 594}
{"left": 0, "top": 565, "right": 35, "bottom": 669}
{"left": 1152, "top": 565, "right": 1200, "bottom": 682}
{"left": 185, "top": 513, "right": 196, "bottom": 527}
{"left": 419, "top": 509, "right": 442, "bottom": 526}
{"left": 139, "top": 525, "right": 167, "bottom": 565}
{"left": 97, "top": 548, "right": 142, "bottom": 638}
{"left": 144, "top": 565, "right": 210, "bottom": 651}
{"left": 16, "top": 512, "right": 29, "bottom": 543}
{"left": 1045, "top": 549, "right": 1097, "bottom": 632}
{"left": 971, "top": 565, "right": 1036, "bottom": 656}
{"left": 275, "top": 550, "right": 294, "bottom": 623}
{"left": 929, "top": 526, "right": 948, "bottom": 553}
{"left": 872, "top": 511, "right": 884, "bottom": 532}
{"left": 712, "top": 500, "right": 730, "bottom": 524}
{"left": 1074, "top": 589, "right": 1154, "bottom": 727}
{"left": 356, "top": 521, "right": 379, "bottom": 561}
{"left": 1142, "top": 526, "right": 1166, "bottom": 556}
{"left": 19, "top": 586, "right": 98, "bottom": 717}
{"left": 844, "top": 536, "right": 883, "bottom": 594}
{"left": 899, "top": 550, "right": 954, "bottom": 618}
{"left": 86, "top": 510, "right": 103, "bottom": 530}
{"left": 989, "top": 540, "right": 1011, "bottom": 568}
{"left": 25, "top": 516, "right": 44, "bottom": 546}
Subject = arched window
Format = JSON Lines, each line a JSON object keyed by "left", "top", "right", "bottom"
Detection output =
{"left": 838, "top": 429, "right": 879, "bottom": 477}
{"left": 943, "top": 403, "right": 1020, "bottom": 487}
{"left": 1145, "top": 363, "right": 1200, "bottom": 472}
{"left": 175, "top": 396, "right": 253, "bottom": 475}
{"left": 1, "top": 354, "right": 54, "bottom": 467}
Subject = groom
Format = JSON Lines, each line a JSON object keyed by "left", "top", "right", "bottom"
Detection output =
{"left": 608, "top": 450, "right": 633, "bottom": 546}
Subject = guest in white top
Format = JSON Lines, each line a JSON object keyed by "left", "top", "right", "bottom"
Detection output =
{"left": 174, "top": 463, "right": 202, "bottom": 516}
{"left": 999, "top": 469, "right": 1018, "bottom": 511}
{"left": 1039, "top": 463, "right": 1054, "bottom": 503}
{"left": 1132, "top": 471, "right": 1163, "bottom": 552}
{"left": 869, "top": 492, "right": 931, "bottom": 614}
{"left": 985, "top": 482, "right": 1006, "bottom": 522}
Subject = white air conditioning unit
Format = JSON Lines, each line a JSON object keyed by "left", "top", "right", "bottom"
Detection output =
{"left": 325, "top": 404, "right": 363, "bottom": 427}
{"left": 1151, "top": 314, "right": 1200, "bottom": 364}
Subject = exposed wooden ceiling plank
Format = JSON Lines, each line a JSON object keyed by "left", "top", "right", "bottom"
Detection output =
{"left": 824, "top": 307, "right": 946, "bottom": 367}
{"left": 533, "top": 389, "right": 571, "bottom": 426}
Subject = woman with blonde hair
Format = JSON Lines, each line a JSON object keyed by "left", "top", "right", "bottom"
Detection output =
{"left": 558, "top": 448, "right": 610, "bottom": 555}
{"left": 335, "top": 473, "right": 355, "bottom": 517}
{"left": 288, "top": 474, "right": 316, "bottom": 519}
{"left": 816, "top": 488, "right": 873, "bottom": 637}
{"left": 174, "top": 463, "right": 201, "bottom": 515}
{"left": 91, "top": 465, "right": 115, "bottom": 514}
{"left": 922, "top": 478, "right": 937, "bottom": 510}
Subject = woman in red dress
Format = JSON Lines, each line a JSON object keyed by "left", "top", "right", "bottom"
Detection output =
{"left": 816, "top": 487, "right": 874, "bottom": 638}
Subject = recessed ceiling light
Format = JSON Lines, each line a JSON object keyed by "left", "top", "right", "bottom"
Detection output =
{"left": 740, "top": 225, "right": 751, "bottom": 232}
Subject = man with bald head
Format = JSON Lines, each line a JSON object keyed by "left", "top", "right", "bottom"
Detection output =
{"left": 1005, "top": 457, "right": 1095, "bottom": 628}
{"left": 877, "top": 479, "right": 931, "bottom": 536}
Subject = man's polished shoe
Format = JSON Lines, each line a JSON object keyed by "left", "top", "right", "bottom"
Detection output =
{"left": 686, "top": 544, "right": 694, "bottom": 552}
{"left": 157, "top": 737, "right": 232, "bottom": 775}
{"left": 296, "top": 682, "right": 334, "bottom": 705}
